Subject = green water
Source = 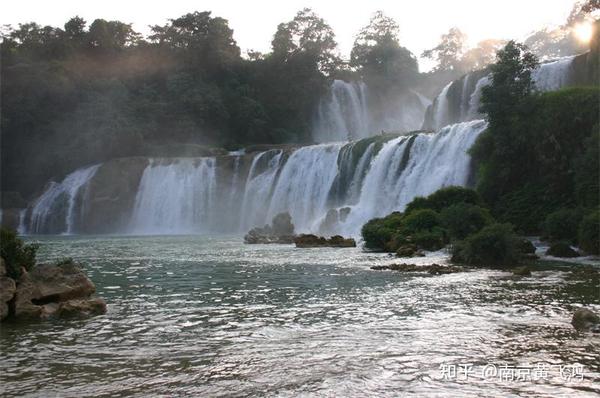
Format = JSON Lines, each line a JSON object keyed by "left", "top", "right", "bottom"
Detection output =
{"left": 1, "top": 235, "right": 599, "bottom": 397}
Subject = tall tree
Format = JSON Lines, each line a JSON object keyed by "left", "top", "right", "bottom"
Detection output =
{"left": 421, "top": 27, "right": 467, "bottom": 73}
{"left": 351, "top": 11, "right": 418, "bottom": 91}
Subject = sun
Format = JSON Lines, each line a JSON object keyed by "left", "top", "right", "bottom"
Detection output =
{"left": 573, "top": 21, "right": 593, "bottom": 43}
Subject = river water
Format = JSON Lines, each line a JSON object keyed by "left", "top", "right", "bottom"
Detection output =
{"left": 1, "top": 236, "right": 599, "bottom": 397}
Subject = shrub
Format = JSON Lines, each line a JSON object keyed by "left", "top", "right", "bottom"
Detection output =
{"left": 0, "top": 227, "right": 38, "bottom": 279}
{"left": 451, "top": 223, "right": 520, "bottom": 267}
{"left": 578, "top": 210, "right": 600, "bottom": 255}
{"left": 405, "top": 186, "right": 483, "bottom": 215}
{"left": 361, "top": 212, "right": 404, "bottom": 250}
{"left": 403, "top": 209, "right": 441, "bottom": 232}
{"left": 413, "top": 227, "right": 446, "bottom": 251}
{"left": 441, "top": 203, "right": 493, "bottom": 240}
{"left": 542, "top": 208, "right": 582, "bottom": 244}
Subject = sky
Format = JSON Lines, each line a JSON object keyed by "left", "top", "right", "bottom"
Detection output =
{"left": 1, "top": 0, "right": 580, "bottom": 70}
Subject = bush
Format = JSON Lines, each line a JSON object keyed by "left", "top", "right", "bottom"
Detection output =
{"left": 0, "top": 227, "right": 38, "bottom": 279}
{"left": 405, "top": 186, "right": 483, "bottom": 215}
{"left": 441, "top": 203, "right": 493, "bottom": 240}
{"left": 578, "top": 210, "right": 600, "bottom": 255}
{"left": 361, "top": 212, "right": 404, "bottom": 250}
{"left": 542, "top": 208, "right": 582, "bottom": 244}
{"left": 451, "top": 223, "right": 520, "bottom": 267}
{"left": 413, "top": 227, "right": 446, "bottom": 251}
{"left": 403, "top": 209, "right": 441, "bottom": 232}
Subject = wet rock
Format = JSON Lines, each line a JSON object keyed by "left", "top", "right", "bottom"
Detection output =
{"left": 571, "top": 308, "right": 600, "bottom": 332}
{"left": 395, "top": 244, "right": 425, "bottom": 258}
{"left": 57, "top": 298, "right": 107, "bottom": 318}
{"left": 244, "top": 213, "right": 296, "bottom": 244}
{"left": 546, "top": 242, "right": 579, "bottom": 258}
{"left": 0, "top": 275, "right": 16, "bottom": 320}
{"left": 11, "top": 261, "right": 105, "bottom": 320}
{"left": 294, "top": 234, "right": 356, "bottom": 248}
{"left": 339, "top": 207, "right": 351, "bottom": 222}
{"left": 370, "top": 263, "right": 464, "bottom": 274}
{"left": 512, "top": 266, "right": 532, "bottom": 276}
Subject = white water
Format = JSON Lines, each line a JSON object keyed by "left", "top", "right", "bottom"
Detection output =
{"left": 426, "top": 55, "right": 577, "bottom": 129}
{"left": 27, "top": 164, "right": 100, "bottom": 234}
{"left": 341, "top": 120, "right": 487, "bottom": 233}
{"left": 129, "top": 158, "right": 217, "bottom": 234}
{"left": 312, "top": 80, "right": 429, "bottom": 143}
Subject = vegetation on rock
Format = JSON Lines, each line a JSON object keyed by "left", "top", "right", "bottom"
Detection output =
{"left": 0, "top": 227, "right": 38, "bottom": 279}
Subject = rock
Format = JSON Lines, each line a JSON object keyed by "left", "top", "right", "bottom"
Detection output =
{"left": 271, "top": 212, "right": 295, "bottom": 236}
{"left": 244, "top": 213, "right": 296, "bottom": 244}
{"left": 0, "top": 276, "right": 16, "bottom": 320}
{"left": 571, "top": 308, "right": 600, "bottom": 332}
{"left": 339, "top": 207, "right": 351, "bottom": 222}
{"left": 57, "top": 298, "right": 107, "bottom": 318}
{"left": 517, "top": 239, "right": 536, "bottom": 254}
{"left": 546, "top": 242, "right": 579, "bottom": 258}
{"left": 11, "top": 261, "right": 103, "bottom": 321}
{"left": 370, "top": 263, "right": 464, "bottom": 274}
{"left": 512, "top": 266, "right": 532, "bottom": 276}
{"left": 294, "top": 234, "right": 356, "bottom": 248}
{"left": 396, "top": 244, "right": 421, "bottom": 258}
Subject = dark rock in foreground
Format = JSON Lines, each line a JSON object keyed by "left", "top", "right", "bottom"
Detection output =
{"left": 294, "top": 234, "right": 356, "bottom": 248}
{"left": 571, "top": 308, "right": 600, "bottom": 333}
{"left": 546, "top": 242, "right": 580, "bottom": 258}
{"left": 396, "top": 244, "right": 425, "bottom": 258}
{"left": 1, "top": 258, "right": 106, "bottom": 321}
{"left": 371, "top": 263, "right": 464, "bottom": 275}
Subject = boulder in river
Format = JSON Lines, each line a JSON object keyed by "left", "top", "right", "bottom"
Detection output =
{"left": 371, "top": 263, "right": 464, "bottom": 274}
{"left": 546, "top": 242, "right": 579, "bottom": 258}
{"left": 244, "top": 212, "right": 296, "bottom": 244}
{"left": 7, "top": 259, "right": 106, "bottom": 321}
{"left": 571, "top": 308, "right": 600, "bottom": 332}
{"left": 0, "top": 258, "right": 16, "bottom": 320}
{"left": 294, "top": 234, "right": 356, "bottom": 248}
{"left": 512, "top": 266, "right": 532, "bottom": 276}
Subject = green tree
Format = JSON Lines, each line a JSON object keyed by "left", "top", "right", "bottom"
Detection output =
{"left": 350, "top": 11, "right": 418, "bottom": 91}
{"left": 421, "top": 27, "right": 467, "bottom": 73}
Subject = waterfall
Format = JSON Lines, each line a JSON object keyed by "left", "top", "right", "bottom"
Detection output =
{"left": 313, "top": 80, "right": 370, "bottom": 142}
{"left": 340, "top": 120, "right": 488, "bottom": 234}
{"left": 27, "top": 122, "right": 486, "bottom": 237}
{"left": 532, "top": 56, "right": 576, "bottom": 91}
{"left": 267, "top": 144, "right": 343, "bottom": 232}
{"left": 129, "top": 158, "right": 217, "bottom": 234}
{"left": 17, "top": 210, "right": 27, "bottom": 235}
{"left": 425, "top": 55, "right": 577, "bottom": 130}
{"left": 28, "top": 164, "right": 100, "bottom": 234}
{"left": 240, "top": 150, "right": 284, "bottom": 231}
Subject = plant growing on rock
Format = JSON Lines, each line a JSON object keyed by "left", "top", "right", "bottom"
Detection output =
{"left": 578, "top": 209, "right": 600, "bottom": 254}
{"left": 451, "top": 223, "right": 520, "bottom": 267}
{"left": 0, "top": 227, "right": 38, "bottom": 279}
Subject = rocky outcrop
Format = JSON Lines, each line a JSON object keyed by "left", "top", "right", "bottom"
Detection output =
{"left": 1, "top": 258, "right": 106, "bottom": 321}
{"left": 546, "top": 242, "right": 580, "bottom": 258}
{"left": 512, "top": 266, "right": 532, "bottom": 276}
{"left": 0, "top": 258, "right": 16, "bottom": 320}
{"left": 244, "top": 212, "right": 296, "bottom": 244}
{"left": 571, "top": 308, "right": 600, "bottom": 333}
{"left": 81, "top": 157, "right": 149, "bottom": 233}
{"left": 371, "top": 263, "right": 464, "bottom": 275}
{"left": 294, "top": 234, "right": 356, "bottom": 248}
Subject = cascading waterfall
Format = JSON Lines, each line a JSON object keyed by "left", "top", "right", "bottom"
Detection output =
{"left": 313, "top": 80, "right": 370, "bottom": 142}
{"left": 266, "top": 144, "right": 343, "bottom": 232}
{"left": 425, "top": 55, "right": 577, "bottom": 130}
{"left": 27, "top": 164, "right": 100, "bottom": 234}
{"left": 129, "top": 158, "right": 217, "bottom": 234}
{"left": 340, "top": 120, "right": 488, "bottom": 233}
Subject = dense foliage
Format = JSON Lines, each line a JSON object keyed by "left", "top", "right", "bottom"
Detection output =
{"left": 472, "top": 42, "right": 599, "bottom": 235}
{"left": 450, "top": 223, "right": 520, "bottom": 267}
{"left": 0, "top": 227, "right": 38, "bottom": 279}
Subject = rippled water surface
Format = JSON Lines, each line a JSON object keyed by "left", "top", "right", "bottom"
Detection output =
{"left": 1, "top": 236, "right": 599, "bottom": 397}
